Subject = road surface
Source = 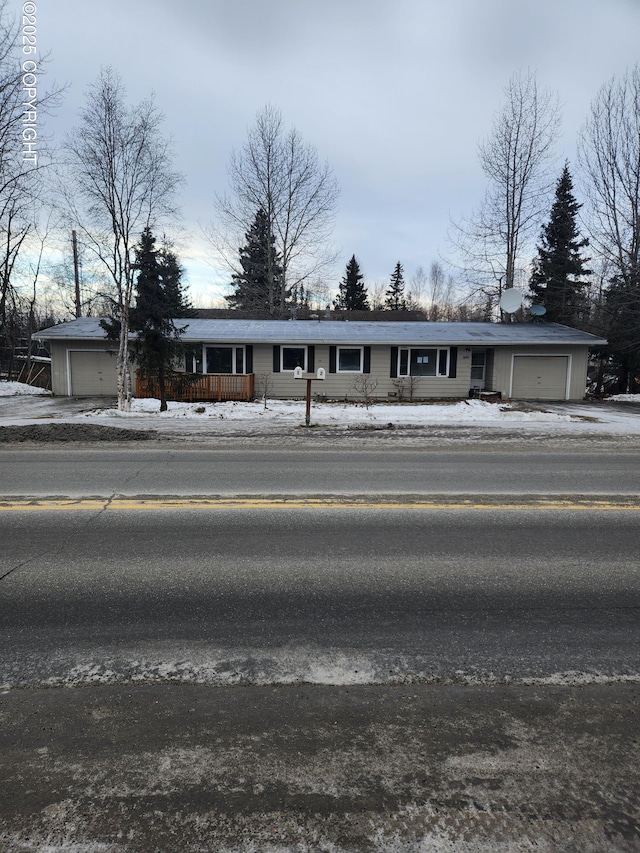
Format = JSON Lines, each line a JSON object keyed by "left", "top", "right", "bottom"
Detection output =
{"left": 1, "top": 444, "right": 639, "bottom": 851}
{"left": 1, "top": 445, "right": 640, "bottom": 497}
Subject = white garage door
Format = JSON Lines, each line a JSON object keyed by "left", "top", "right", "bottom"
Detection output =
{"left": 70, "top": 351, "right": 118, "bottom": 396}
{"left": 512, "top": 355, "right": 569, "bottom": 400}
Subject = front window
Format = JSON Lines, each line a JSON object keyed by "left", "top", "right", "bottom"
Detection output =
{"left": 399, "top": 347, "right": 449, "bottom": 377}
{"left": 207, "top": 346, "right": 233, "bottom": 374}
{"left": 337, "top": 346, "right": 363, "bottom": 372}
{"left": 188, "top": 346, "right": 245, "bottom": 374}
{"left": 281, "top": 346, "right": 307, "bottom": 372}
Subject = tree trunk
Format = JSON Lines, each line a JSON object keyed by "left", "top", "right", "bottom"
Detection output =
{"left": 117, "top": 306, "right": 131, "bottom": 411}
{"left": 158, "top": 362, "right": 167, "bottom": 412}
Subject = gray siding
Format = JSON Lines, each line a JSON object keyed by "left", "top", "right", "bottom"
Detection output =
{"left": 492, "top": 345, "right": 589, "bottom": 400}
{"left": 512, "top": 355, "right": 568, "bottom": 400}
{"left": 251, "top": 344, "right": 471, "bottom": 400}
{"left": 47, "top": 336, "right": 591, "bottom": 402}
{"left": 50, "top": 341, "right": 118, "bottom": 396}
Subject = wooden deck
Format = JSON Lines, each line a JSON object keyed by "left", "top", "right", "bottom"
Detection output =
{"left": 135, "top": 372, "right": 255, "bottom": 402}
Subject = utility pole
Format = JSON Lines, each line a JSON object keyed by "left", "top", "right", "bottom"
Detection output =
{"left": 72, "top": 230, "right": 81, "bottom": 318}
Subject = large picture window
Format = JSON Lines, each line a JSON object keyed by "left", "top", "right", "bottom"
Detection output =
{"left": 399, "top": 347, "right": 449, "bottom": 377}
{"left": 207, "top": 346, "right": 233, "bottom": 374}
{"left": 187, "top": 346, "right": 246, "bottom": 374}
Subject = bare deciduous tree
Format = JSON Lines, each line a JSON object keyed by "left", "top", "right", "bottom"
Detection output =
{"left": 0, "top": 1, "right": 63, "bottom": 359}
{"left": 351, "top": 374, "right": 378, "bottom": 408}
{"left": 452, "top": 70, "right": 560, "bottom": 316}
{"left": 407, "top": 265, "right": 427, "bottom": 311}
{"left": 62, "top": 67, "right": 182, "bottom": 409}
{"left": 367, "top": 280, "right": 387, "bottom": 311}
{"left": 578, "top": 64, "right": 640, "bottom": 391}
{"left": 211, "top": 105, "right": 339, "bottom": 317}
{"left": 257, "top": 372, "right": 273, "bottom": 409}
{"left": 48, "top": 232, "right": 112, "bottom": 319}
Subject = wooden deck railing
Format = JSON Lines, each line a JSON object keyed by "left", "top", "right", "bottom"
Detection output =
{"left": 135, "top": 371, "right": 255, "bottom": 402}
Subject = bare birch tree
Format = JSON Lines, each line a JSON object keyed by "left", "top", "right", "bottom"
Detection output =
{"left": 212, "top": 105, "right": 339, "bottom": 317}
{"left": 0, "top": 1, "right": 62, "bottom": 361}
{"left": 62, "top": 67, "right": 182, "bottom": 409}
{"left": 452, "top": 70, "right": 560, "bottom": 316}
{"left": 578, "top": 64, "right": 640, "bottom": 391}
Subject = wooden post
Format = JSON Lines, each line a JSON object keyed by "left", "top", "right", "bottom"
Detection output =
{"left": 305, "top": 377, "right": 312, "bottom": 426}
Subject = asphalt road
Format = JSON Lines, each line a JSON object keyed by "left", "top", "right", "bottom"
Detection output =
{"left": 1, "top": 444, "right": 640, "bottom": 851}
{"left": 2, "top": 504, "right": 640, "bottom": 850}
{"left": 1, "top": 507, "right": 639, "bottom": 688}
{"left": 2, "top": 445, "right": 640, "bottom": 497}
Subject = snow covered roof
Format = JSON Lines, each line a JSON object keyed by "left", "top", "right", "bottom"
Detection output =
{"left": 34, "top": 317, "right": 607, "bottom": 347}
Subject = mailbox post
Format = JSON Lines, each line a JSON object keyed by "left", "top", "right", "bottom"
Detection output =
{"left": 294, "top": 366, "right": 325, "bottom": 426}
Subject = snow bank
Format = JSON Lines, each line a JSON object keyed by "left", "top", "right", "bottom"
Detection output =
{"left": 91, "top": 397, "right": 575, "bottom": 426}
{"left": 0, "top": 380, "right": 51, "bottom": 396}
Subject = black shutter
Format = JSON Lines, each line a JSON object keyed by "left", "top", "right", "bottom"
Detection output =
{"left": 329, "top": 346, "right": 336, "bottom": 373}
{"left": 273, "top": 345, "right": 281, "bottom": 372}
{"left": 245, "top": 345, "right": 253, "bottom": 374}
{"left": 307, "top": 346, "right": 315, "bottom": 373}
{"left": 390, "top": 346, "right": 398, "bottom": 378}
{"left": 448, "top": 347, "right": 457, "bottom": 379}
{"left": 363, "top": 346, "right": 371, "bottom": 374}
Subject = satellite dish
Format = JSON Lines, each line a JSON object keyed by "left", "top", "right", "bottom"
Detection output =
{"left": 530, "top": 304, "right": 547, "bottom": 316}
{"left": 499, "top": 288, "right": 523, "bottom": 313}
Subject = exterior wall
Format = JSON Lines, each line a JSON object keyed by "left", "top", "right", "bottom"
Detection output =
{"left": 251, "top": 344, "right": 472, "bottom": 400}
{"left": 49, "top": 337, "right": 590, "bottom": 402}
{"left": 50, "top": 340, "right": 117, "bottom": 396}
{"left": 491, "top": 345, "right": 589, "bottom": 400}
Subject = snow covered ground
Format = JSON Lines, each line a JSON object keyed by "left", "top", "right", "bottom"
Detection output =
{"left": 0, "top": 381, "right": 51, "bottom": 396}
{"left": 1, "top": 380, "right": 640, "bottom": 437}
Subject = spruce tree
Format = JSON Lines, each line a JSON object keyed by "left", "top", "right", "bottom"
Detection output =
{"left": 227, "top": 208, "right": 286, "bottom": 316}
{"left": 385, "top": 262, "right": 407, "bottom": 311}
{"left": 334, "top": 255, "right": 369, "bottom": 310}
{"left": 602, "top": 274, "right": 640, "bottom": 392}
{"left": 157, "top": 244, "right": 196, "bottom": 318}
{"left": 130, "top": 229, "right": 190, "bottom": 412}
{"left": 529, "top": 164, "right": 591, "bottom": 324}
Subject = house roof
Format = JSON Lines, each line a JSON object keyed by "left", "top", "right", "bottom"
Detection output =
{"left": 35, "top": 317, "right": 608, "bottom": 347}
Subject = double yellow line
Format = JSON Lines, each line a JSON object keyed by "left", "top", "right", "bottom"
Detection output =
{"left": 0, "top": 496, "right": 639, "bottom": 511}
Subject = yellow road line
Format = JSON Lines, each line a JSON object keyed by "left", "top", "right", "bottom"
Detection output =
{"left": 0, "top": 497, "right": 639, "bottom": 511}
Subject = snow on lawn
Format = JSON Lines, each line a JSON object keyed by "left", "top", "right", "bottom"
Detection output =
{"left": 608, "top": 393, "right": 640, "bottom": 402}
{"left": 2, "top": 380, "right": 638, "bottom": 433}
{"left": 94, "top": 397, "right": 575, "bottom": 426}
{"left": 0, "top": 380, "right": 51, "bottom": 396}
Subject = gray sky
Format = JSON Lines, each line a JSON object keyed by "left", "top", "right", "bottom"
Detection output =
{"left": 39, "top": 0, "right": 640, "bottom": 305}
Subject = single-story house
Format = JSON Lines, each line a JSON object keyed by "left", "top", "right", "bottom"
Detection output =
{"left": 34, "top": 318, "right": 607, "bottom": 402}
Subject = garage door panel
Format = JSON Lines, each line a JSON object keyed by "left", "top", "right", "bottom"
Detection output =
{"left": 70, "top": 351, "right": 118, "bottom": 396}
{"left": 512, "top": 356, "right": 568, "bottom": 400}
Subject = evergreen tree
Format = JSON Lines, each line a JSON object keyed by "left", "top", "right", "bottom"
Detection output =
{"left": 601, "top": 273, "right": 640, "bottom": 392}
{"left": 528, "top": 164, "right": 591, "bottom": 324}
{"left": 129, "top": 228, "right": 190, "bottom": 412}
{"left": 385, "top": 262, "right": 407, "bottom": 311}
{"left": 157, "top": 244, "right": 196, "bottom": 318}
{"left": 334, "top": 255, "right": 369, "bottom": 310}
{"left": 227, "top": 208, "right": 286, "bottom": 316}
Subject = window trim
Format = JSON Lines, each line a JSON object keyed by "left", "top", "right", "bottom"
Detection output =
{"left": 336, "top": 345, "right": 364, "bottom": 373}
{"left": 280, "top": 345, "right": 308, "bottom": 373}
{"left": 190, "top": 344, "right": 247, "bottom": 375}
{"left": 470, "top": 350, "right": 486, "bottom": 381}
{"left": 398, "top": 347, "right": 450, "bottom": 377}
